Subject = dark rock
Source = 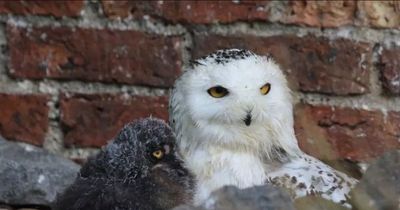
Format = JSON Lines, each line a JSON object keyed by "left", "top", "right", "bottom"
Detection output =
{"left": 174, "top": 185, "right": 294, "bottom": 210}
{"left": 350, "top": 150, "right": 400, "bottom": 210}
{"left": 294, "top": 196, "right": 348, "bottom": 210}
{"left": 0, "top": 204, "right": 13, "bottom": 210}
{"left": 0, "top": 137, "right": 80, "bottom": 206}
{"left": 173, "top": 205, "right": 202, "bottom": 210}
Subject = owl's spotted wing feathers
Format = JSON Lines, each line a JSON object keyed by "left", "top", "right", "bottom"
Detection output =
{"left": 266, "top": 154, "right": 357, "bottom": 207}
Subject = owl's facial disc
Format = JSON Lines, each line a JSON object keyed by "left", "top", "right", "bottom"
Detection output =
{"left": 205, "top": 83, "right": 271, "bottom": 127}
{"left": 183, "top": 52, "right": 293, "bottom": 133}
{"left": 200, "top": 81, "right": 274, "bottom": 127}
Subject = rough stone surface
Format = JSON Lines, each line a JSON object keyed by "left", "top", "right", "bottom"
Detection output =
{"left": 0, "top": 137, "right": 80, "bottom": 206}
{"left": 193, "top": 34, "right": 371, "bottom": 95}
{"left": 60, "top": 94, "right": 169, "bottom": 147}
{"left": 294, "top": 196, "right": 347, "bottom": 210}
{"left": 174, "top": 185, "right": 294, "bottom": 210}
{"left": 0, "top": 94, "right": 49, "bottom": 146}
{"left": 0, "top": 205, "right": 12, "bottom": 210}
{"left": 0, "top": 1, "right": 83, "bottom": 17}
{"left": 101, "top": 1, "right": 269, "bottom": 24}
{"left": 357, "top": 1, "right": 400, "bottom": 28}
{"left": 380, "top": 47, "right": 400, "bottom": 95}
{"left": 7, "top": 25, "right": 182, "bottom": 88}
{"left": 0, "top": 206, "right": 45, "bottom": 210}
{"left": 281, "top": 1, "right": 356, "bottom": 27}
{"left": 322, "top": 159, "right": 363, "bottom": 180}
{"left": 294, "top": 104, "right": 400, "bottom": 162}
{"left": 350, "top": 150, "right": 400, "bottom": 210}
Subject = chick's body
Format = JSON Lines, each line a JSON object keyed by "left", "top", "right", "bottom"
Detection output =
{"left": 53, "top": 118, "right": 193, "bottom": 210}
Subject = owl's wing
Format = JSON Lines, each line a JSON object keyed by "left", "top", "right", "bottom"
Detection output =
{"left": 266, "top": 154, "right": 358, "bottom": 207}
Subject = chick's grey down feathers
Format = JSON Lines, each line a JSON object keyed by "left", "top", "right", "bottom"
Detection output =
{"left": 53, "top": 118, "right": 193, "bottom": 210}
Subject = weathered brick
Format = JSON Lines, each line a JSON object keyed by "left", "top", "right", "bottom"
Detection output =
{"left": 7, "top": 25, "right": 182, "bottom": 88}
{"left": 380, "top": 47, "right": 400, "bottom": 95}
{"left": 357, "top": 1, "right": 400, "bottom": 28}
{"left": 60, "top": 94, "right": 169, "bottom": 147}
{"left": 0, "top": 0, "right": 83, "bottom": 17}
{"left": 101, "top": 1, "right": 269, "bottom": 24}
{"left": 0, "top": 94, "right": 49, "bottom": 146}
{"left": 193, "top": 34, "right": 371, "bottom": 95}
{"left": 281, "top": 1, "right": 356, "bottom": 27}
{"left": 294, "top": 104, "right": 400, "bottom": 162}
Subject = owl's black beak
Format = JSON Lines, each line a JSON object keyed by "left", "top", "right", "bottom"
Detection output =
{"left": 243, "top": 113, "right": 252, "bottom": 126}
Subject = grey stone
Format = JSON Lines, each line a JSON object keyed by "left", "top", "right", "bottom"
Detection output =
{"left": 0, "top": 134, "right": 6, "bottom": 143}
{"left": 173, "top": 205, "right": 202, "bottom": 210}
{"left": 0, "top": 137, "right": 80, "bottom": 206}
{"left": 350, "top": 150, "right": 400, "bottom": 210}
{"left": 0, "top": 204, "right": 13, "bottom": 210}
{"left": 294, "top": 196, "right": 348, "bottom": 210}
{"left": 174, "top": 185, "right": 294, "bottom": 210}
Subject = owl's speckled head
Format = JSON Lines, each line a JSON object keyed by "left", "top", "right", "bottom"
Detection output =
{"left": 170, "top": 49, "right": 301, "bottom": 157}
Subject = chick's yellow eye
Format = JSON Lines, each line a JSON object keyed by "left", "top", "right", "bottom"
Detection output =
{"left": 207, "top": 86, "right": 228, "bottom": 98}
{"left": 152, "top": 150, "right": 164, "bottom": 159}
{"left": 260, "top": 83, "right": 271, "bottom": 95}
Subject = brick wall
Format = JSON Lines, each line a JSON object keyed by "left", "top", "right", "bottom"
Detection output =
{"left": 0, "top": 1, "right": 399, "bottom": 166}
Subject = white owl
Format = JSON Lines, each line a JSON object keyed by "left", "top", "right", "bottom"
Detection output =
{"left": 169, "top": 49, "right": 358, "bottom": 207}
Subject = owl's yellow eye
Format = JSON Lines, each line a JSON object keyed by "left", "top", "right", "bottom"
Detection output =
{"left": 207, "top": 86, "right": 229, "bottom": 98}
{"left": 152, "top": 150, "right": 164, "bottom": 159}
{"left": 260, "top": 83, "right": 271, "bottom": 95}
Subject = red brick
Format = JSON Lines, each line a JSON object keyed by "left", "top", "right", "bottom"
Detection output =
{"left": 7, "top": 25, "right": 182, "bottom": 88}
{"left": 193, "top": 34, "right": 371, "bottom": 95}
{"left": 101, "top": 1, "right": 269, "bottom": 24}
{"left": 60, "top": 94, "right": 169, "bottom": 147}
{"left": 281, "top": 1, "right": 356, "bottom": 27}
{"left": 357, "top": 1, "right": 400, "bottom": 28}
{"left": 0, "top": 0, "right": 83, "bottom": 17}
{"left": 0, "top": 94, "right": 49, "bottom": 146}
{"left": 294, "top": 104, "right": 400, "bottom": 162}
{"left": 380, "top": 47, "right": 400, "bottom": 95}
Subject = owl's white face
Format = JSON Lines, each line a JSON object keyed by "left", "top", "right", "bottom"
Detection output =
{"left": 170, "top": 49, "right": 300, "bottom": 157}
{"left": 183, "top": 56, "right": 291, "bottom": 129}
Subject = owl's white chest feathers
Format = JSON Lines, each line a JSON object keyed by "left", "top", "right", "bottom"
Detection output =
{"left": 175, "top": 118, "right": 358, "bottom": 206}
{"left": 178, "top": 122, "right": 272, "bottom": 204}
{"left": 188, "top": 149, "right": 267, "bottom": 204}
